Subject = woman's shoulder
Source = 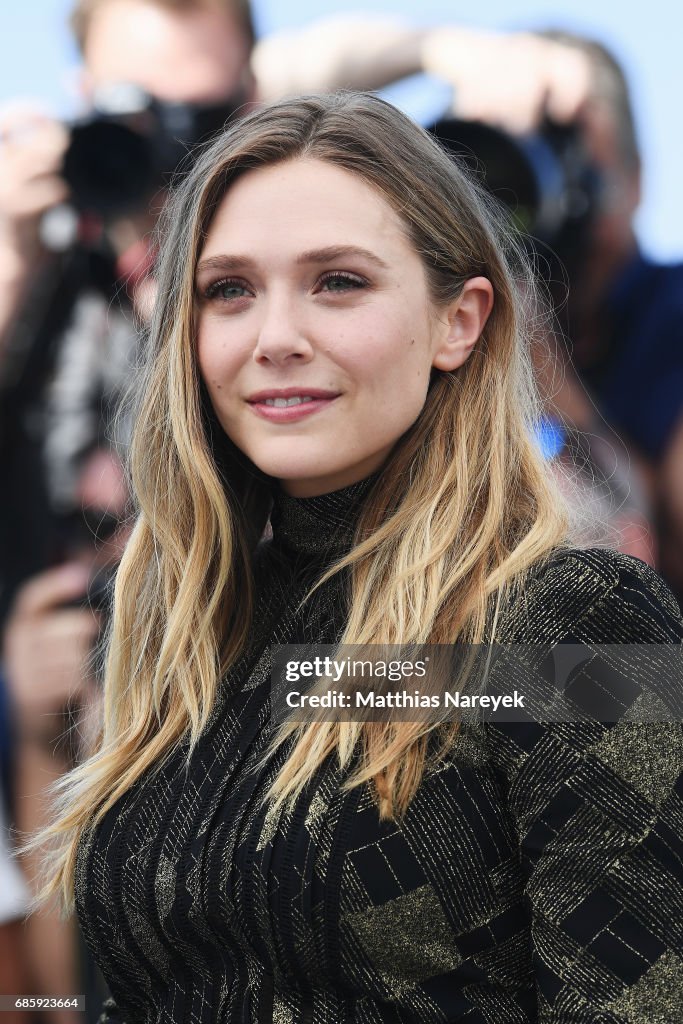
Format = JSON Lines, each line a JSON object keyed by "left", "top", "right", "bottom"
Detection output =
{"left": 496, "top": 545, "right": 683, "bottom": 644}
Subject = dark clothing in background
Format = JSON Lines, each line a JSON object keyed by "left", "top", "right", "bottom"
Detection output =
{"left": 579, "top": 251, "right": 683, "bottom": 462}
{"left": 75, "top": 480, "right": 683, "bottom": 1023}
{"left": 43, "top": 289, "right": 135, "bottom": 514}
{"left": 0, "top": 254, "right": 135, "bottom": 625}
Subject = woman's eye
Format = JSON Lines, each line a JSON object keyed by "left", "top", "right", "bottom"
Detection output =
{"left": 204, "top": 278, "right": 251, "bottom": 301}
{"left": 318, "top": 272, "right": 368, "bottom": 294}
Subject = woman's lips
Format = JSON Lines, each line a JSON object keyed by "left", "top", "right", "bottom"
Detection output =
{"left": 247, "top": 394, "right": 340, "bottom": 423}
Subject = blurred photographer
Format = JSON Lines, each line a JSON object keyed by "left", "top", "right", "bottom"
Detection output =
{"left": 419, "top": 28, "right": 682, "bottom": 599}
{"left": 540, "top": 31, "right": 683, "bottom": 604}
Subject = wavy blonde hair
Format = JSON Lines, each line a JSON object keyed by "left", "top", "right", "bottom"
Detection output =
{"left": 37, "top": 92, "right": 570, "bottom": 911}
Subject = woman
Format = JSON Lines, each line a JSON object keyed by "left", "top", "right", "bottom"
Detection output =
{"left": 39, "top": 93, "right": 682, "bottom": 1022}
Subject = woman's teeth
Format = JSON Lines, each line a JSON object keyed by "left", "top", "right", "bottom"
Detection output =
{"left": 263, "top": 396, "right": 316, "bottom": 407}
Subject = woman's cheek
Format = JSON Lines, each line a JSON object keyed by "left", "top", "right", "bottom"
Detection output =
{"left": 197, "top": 329, "right": 226, "bottom": 390}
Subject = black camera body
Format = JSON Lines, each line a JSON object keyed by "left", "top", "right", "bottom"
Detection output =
{"left": 62, "top": 83, "right": 243, "bottom": 217}
{"left": 429, "top": 115, "right": 603, "bottom": 271}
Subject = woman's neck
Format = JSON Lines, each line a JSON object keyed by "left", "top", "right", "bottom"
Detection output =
{"left": 269, "top": 473, "right": 380, "bottom": 558}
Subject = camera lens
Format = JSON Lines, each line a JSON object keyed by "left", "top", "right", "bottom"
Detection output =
{"left": 63, "top": 119, "right": 159, "bottom": 216}
{"left": 429, "top": 118, "right": 540, "bottom": 233}
{"left": 429, "top": 116, "right": 600, "bottom": 273}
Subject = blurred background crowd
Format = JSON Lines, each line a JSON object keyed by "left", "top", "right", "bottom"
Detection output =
{"left": 1, "top": 1, "right": 681, "bottom": 1021}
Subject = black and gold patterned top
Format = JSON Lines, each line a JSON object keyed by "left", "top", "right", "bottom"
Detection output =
{"left": 75, "top": 478, "right": 683, "bottom": 1023}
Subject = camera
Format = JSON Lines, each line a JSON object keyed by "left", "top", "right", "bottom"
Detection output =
{"left": 62, "top": 83, "right": 244, "bottom": 217}
{"left": 428, "top": 116, "right": 602, "bottom": 269}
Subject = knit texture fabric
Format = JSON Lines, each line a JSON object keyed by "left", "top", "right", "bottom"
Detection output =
{"left": 75, "top": 480, "right": 683, "bottom": 1023}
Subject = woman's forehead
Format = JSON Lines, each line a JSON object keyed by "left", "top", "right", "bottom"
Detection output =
{"left": 198, "top": 158, "right": 416, "bottom": 266}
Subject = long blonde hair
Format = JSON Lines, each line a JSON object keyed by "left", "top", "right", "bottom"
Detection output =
{"left": 38, "top": 92, "right": 569, "bottom": 910}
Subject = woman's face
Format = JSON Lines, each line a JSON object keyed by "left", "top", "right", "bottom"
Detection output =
{"left": 195, "top": 157, "right": 490, "bottom": 497}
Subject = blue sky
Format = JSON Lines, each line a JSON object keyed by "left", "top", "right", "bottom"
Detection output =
{"left": 2, "top": 0, "right": 680, "bottom": 260}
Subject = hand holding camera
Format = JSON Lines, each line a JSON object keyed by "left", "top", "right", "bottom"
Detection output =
{"left": 421, "top": 29, "right": 594, "bottom": 134}
{"left": 0, "top": 105, "right": 70, "bottom": 260}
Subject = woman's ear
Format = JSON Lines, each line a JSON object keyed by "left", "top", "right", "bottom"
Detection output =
{"left": 432, "top": 276, "right": 494, "bottom": 371}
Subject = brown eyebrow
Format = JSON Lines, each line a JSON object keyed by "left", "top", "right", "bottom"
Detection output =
{"left": 295, "top": 245, "right": 390, "bottom": 269}
{"left": 195, "top": 245, "right": 390, "bottom": 277}
{"left": 195, "top": 254, "right": 253, "bottom": 276}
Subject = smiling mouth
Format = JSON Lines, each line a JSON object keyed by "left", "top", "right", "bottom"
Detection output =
{"left": 247, "top": 392, "right": 340, "bottom": 422}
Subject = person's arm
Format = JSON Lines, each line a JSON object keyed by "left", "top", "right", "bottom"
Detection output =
{"left": 251, "top": 17, "right": 592, "bottom": 130}
{"left": 419, "top": 27, "right": 593, "bottom": 132}
{"left": 4, "top": 564, "right": 100, "bottom": 1024}
{"left": 251, "top": 16, "right": 426, "bottom": 101}
{"left": 0, "top": 106, "right": 69, "bottom": 360}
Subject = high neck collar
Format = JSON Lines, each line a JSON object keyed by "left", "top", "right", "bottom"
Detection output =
{"left": 269, "top": 474, "right": 379, "bottom": 557}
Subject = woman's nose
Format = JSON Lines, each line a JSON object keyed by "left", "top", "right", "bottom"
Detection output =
{"left": 253, "top": 294, "right": 314, "bottom": 366}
